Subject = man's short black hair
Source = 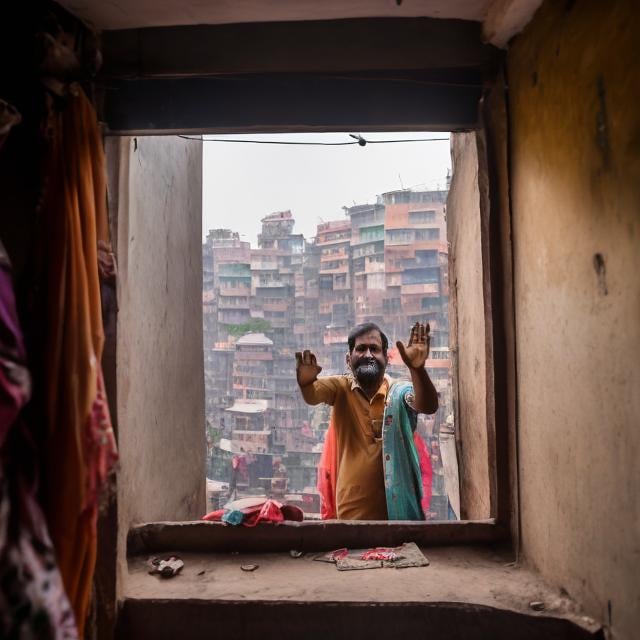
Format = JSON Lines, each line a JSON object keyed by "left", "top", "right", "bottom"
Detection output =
{"left": 347, "top": 322, "right": 389, "bottom": 357}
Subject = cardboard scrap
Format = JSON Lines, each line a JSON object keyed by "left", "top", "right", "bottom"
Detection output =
{"left": 336, "top": 558, "right": 384, "bottom": 571}
{"left": 315, "top": 542, "right": 429, "bottom": 571}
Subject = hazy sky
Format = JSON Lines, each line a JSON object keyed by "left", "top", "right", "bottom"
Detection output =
{"left": 202, "top": 132, "right": 451, "bottom": 246}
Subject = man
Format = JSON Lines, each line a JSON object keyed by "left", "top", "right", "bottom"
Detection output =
{"left": 295, "top": 321, "right": 438, "bottom": 520}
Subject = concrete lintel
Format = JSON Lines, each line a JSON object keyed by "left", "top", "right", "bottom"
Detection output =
{"left": 102, "top": 73, "right": 483, "bottom": 134}
{"left": 102, "top": 18, "right": 501, "bottom": 79}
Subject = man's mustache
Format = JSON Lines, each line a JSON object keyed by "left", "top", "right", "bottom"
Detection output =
{"left": 356, "top": 358, "right": 379, "bottom": 369}
{"left": 354, "top": 358, "right": 382, "bottom": 379}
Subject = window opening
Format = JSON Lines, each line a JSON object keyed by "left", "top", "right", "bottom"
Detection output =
{"left": 201, "top": 132, "right": 460, "bottom": 522}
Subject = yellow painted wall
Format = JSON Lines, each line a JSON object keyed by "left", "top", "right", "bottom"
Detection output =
{"left": 508, "top": 1, "right": 640, "bottom": 638}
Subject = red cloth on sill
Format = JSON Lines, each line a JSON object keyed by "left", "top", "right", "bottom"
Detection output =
{"left": 202, "top": 499, "right": 303, "bottom": 526}
{"left": 316, "top": 415, "right": 432, "bottom": 520}
{"left": 202, "top": 509, "right": 226, "bottom": 522}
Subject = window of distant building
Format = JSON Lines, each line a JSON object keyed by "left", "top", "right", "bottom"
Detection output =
{"left": 409, "top": 210, "right": 437, "bottom": 224}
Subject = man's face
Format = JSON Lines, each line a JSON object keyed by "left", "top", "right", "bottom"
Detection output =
{"left": 347, "top": 329, "right": 387, "bottom": 386}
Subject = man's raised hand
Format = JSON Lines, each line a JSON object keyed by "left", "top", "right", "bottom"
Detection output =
{"left": 396, "top": 321, "right": 431, "bottom": 371}
{"left": 295, "top": 349, "right": 322, "bottom": 387}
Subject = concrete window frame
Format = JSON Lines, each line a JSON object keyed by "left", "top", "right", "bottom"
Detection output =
{"left": 98, "top": 38, "right": 517, "bottom": 632}
{"left": 105, "top": 82, "right": 516, "bottom": 558}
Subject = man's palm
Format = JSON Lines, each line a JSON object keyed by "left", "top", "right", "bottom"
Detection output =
{"left": 396, "top": 322, "right": 431, "bottom": 370}
{"left": 295, "top": 350, "right": 322, "bottom": 386}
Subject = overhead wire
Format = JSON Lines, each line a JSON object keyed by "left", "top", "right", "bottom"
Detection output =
{"left": 177, "top": 135, "right": 449, "bottom": 146}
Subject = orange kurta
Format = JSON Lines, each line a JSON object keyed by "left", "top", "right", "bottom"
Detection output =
{"left": 301, "top": 374, "right": 389, "bottom": 520}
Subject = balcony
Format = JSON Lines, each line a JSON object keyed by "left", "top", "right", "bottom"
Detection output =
{"left": 218, "top": 299, "right": 250, "bottom": 310}
{"left": 219, "top": 285, "right": 250, "bottom": 296}
{"left": 319, "top": 265, "right": 349, "bottom": 275}
{"left": 320, "top": 249, "right": 348, "bottom": 262}
{"left": 218, "top": 311, "right": 251, "bottom": 324}
{"left": 401, "top": 283, "right": 440, "bottom": 295}
{"left": 263, "top": 302, "right": 289, "bottom": 312}
{"left": 251, "top": 260, "right": 279, "bottom": 270}
{"left": 316, "top": 234, "right": 350, "bottom": 246}
{"left": 351, "top": 238, "right": 384, "bottom": 253}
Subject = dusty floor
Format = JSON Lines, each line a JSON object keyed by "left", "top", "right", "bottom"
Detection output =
{"left": 125, "top": 545, "right": 598, "bottom": 629}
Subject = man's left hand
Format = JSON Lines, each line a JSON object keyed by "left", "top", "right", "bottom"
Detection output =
{"left": 396, "top": 322, "right": 431, "bottom": 370}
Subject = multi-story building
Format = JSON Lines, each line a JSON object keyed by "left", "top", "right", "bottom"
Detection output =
{"left": 205, "top": 342, "right": 234, "bottom": 431}
{"left": 347, "top": 202, "right": 386, "bottom": 326}
{"left": 271, "top": 348, "right": 309, "bottom": 452}
{"left": 251, "top": 211, "right": 310, "bottom": 455}
{"left": 381, "top": 191, "right": 446, "bottom": 330}
{"left": 299, "top": 238, "right": 320, "bottom": 349}
{"left": 203, "top": 229, "right": 252, "bottom": 431}
{"left": 203, "top": 229, "right": 252, "bottom": 336}
{"left": 252, "top": 210, "right": 304, "bottom": 347}
{"left": 232, "top": 332, "right": 274, "bottom": 403}
{"left": 381, "top": 189, "right": 450, "bottom": 404}
{"left": 315, "top": 218, "right": 352, "bottom": 372}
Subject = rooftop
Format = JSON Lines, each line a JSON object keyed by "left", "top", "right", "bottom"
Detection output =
{"left": 261, "top": 210, "right": 293, "bottom": 223}
{"left": 224, "top": 399, "right": 270, "bottom": 414}
{"left": 236, "top": 333, "right": 274, "bottom": 346}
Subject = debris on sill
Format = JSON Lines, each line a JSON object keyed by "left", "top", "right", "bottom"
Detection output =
{"left": 148, "top": 556, "right": 184, "bottom": 578}
{"left": 241, "top": 564, "right": 259, "bottom": 572}
{"left": 529, "top": 601, "right": 546, "bottom": 612}
{"left": 202, "top": 497, "right": 303, "bottom": 527}
{"left": 314, "top": 542, "right": 428, "bottom": 571}
{"left": 289, "top": 550, "right": 303, "bottom": 558}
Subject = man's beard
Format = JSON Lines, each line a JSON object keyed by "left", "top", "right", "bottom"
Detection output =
{"left": 354, "top": 358, "right": 382, "bottom": 386}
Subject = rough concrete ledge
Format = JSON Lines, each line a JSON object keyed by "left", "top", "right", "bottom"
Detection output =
{"left": 119, "top": 547, "right": 603, "bottom": 640}
{"left": 128, "top": 519, "right": 505, "bottom": 554}
{"left": 118, "top": 600, "right": 603, "bottom": 640}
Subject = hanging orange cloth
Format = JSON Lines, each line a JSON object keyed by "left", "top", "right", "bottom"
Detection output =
{"left": 317, "top": 415, "right": 338, "bottom": 519}
{"left": 39, "top": 89, "right": 117, "bottom": 636}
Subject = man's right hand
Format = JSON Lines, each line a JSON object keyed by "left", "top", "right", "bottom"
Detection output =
{"left": 295, "top": 350, "right": 322, "bottom": 387}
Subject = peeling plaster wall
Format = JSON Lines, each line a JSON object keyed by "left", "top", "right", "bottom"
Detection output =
{"left": 447, "top": 132, "right": 491, "bottom": 520}
{"left": 508, "top": 1, "right": 640, "bottom": 637}
{"left": 114, "top": 136, "right": 205, "bottom": 589}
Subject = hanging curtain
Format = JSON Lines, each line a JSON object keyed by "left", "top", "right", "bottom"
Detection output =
{"left": 38, "top": 89, "right": 118, "bottom": 637}
{"left": 0, "top": 239, "right": 78, "bottom": 639}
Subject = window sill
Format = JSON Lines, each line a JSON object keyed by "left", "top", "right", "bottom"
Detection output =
{"left": 128, "top": 519, "right": 504, "bottom": 555}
